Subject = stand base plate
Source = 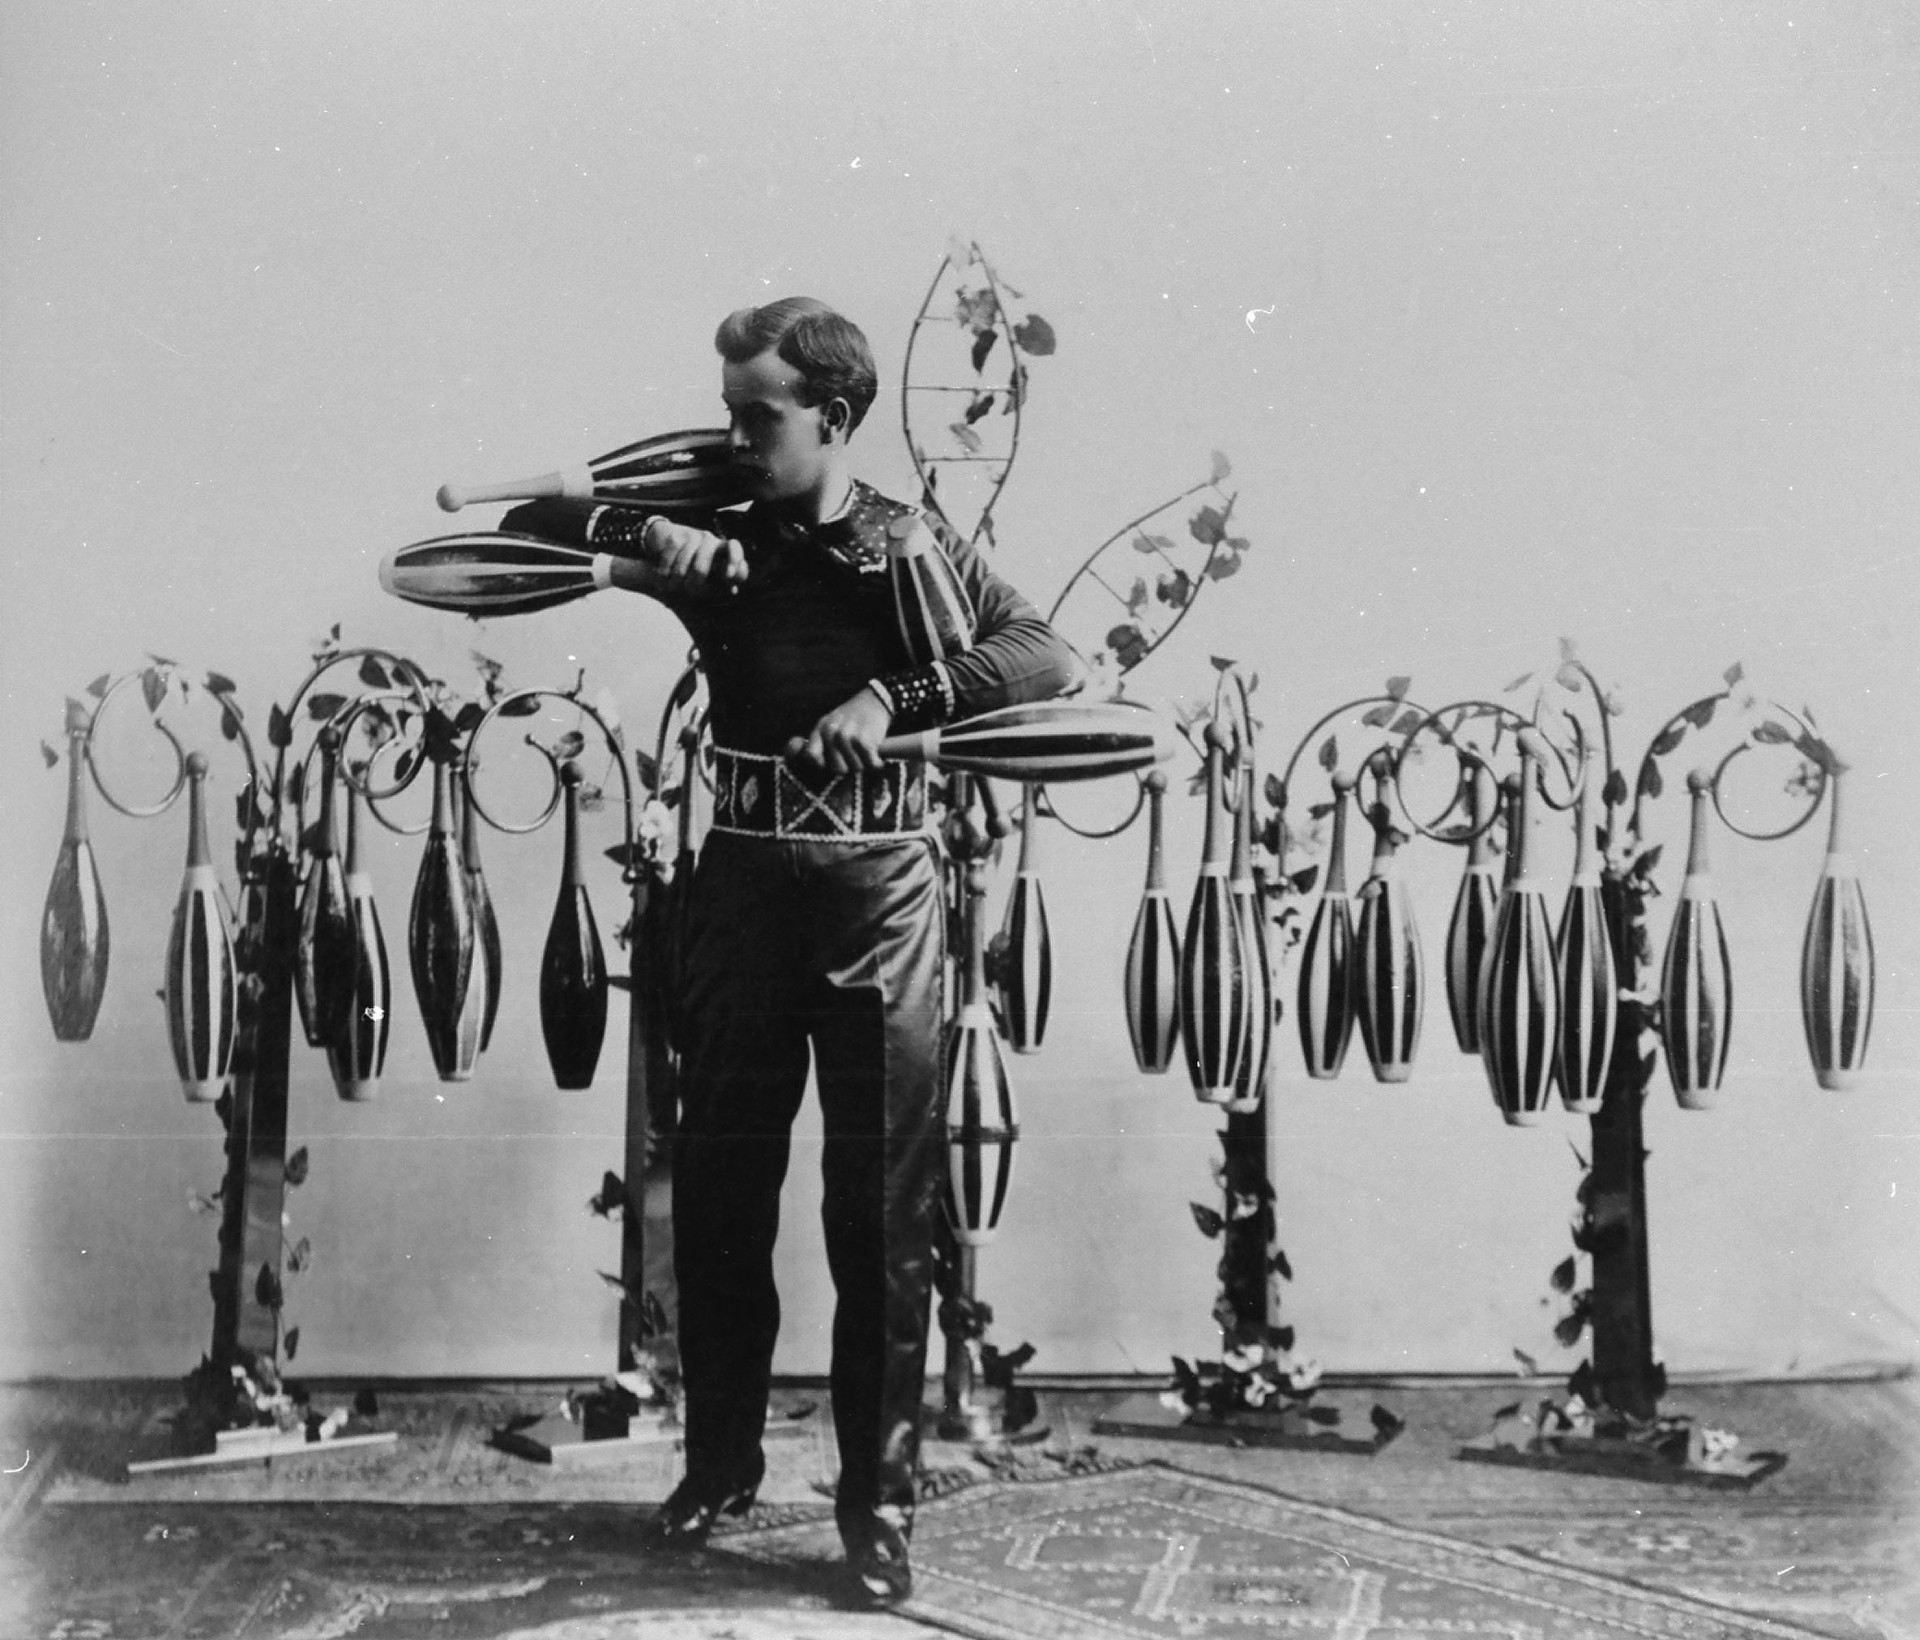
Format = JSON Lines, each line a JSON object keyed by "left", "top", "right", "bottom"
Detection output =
{"left": 491, "top": 1409, "right": 681, "bottom": 1467}
{"left": 1457, "top": 1433, "right": 1787, "bottom": 1489}
{"left": 1093, "top": 1393, "right": 1397, "bottom": 1456}
{"left": 126, "top": 1428, "right": 397, "bottom": 1476}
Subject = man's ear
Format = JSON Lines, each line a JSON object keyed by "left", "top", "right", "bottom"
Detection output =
{"left": 819, "top": 396, "right": 852, "bottom": 443}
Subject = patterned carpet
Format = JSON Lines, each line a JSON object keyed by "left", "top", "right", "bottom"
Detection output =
{"left": 727, "top": 1462, "right": 1860, "bottom": 1639}
{"left": 2, "top": 1379, "right": 1914, "bottom": 1639}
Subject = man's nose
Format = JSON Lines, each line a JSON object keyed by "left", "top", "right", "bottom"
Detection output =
{"left": 727, "top": 421, "right": 752, "bottom": 454}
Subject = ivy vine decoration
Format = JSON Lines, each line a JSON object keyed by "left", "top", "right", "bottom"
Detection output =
{"left": 901, "top": 238, "right": 1056, "bottom": 552}
{"left": 589, "top": 1170, "right": 680, "bottom": 1414}
{"left": 1048, "top": 454, "right": 1248, "bottom": 690}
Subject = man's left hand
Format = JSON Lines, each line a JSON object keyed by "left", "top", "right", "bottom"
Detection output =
{"left": 785, "top": 687, "right": 894, "bottom": 775}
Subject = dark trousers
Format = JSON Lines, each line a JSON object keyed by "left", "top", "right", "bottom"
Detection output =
{"left": 673, "top": 831, "right": 945, "bottom": 1522}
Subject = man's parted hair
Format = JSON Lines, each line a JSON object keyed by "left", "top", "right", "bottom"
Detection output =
{"left": 714, "top": 296, "right": 878, "bottom": 432}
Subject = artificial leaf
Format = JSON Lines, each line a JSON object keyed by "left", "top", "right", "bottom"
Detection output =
{"left": 141, "top": 667, "right": 167, "bottom": 713}
{"left": 633, "top": 749, "right": 660, "bottom": 793}
{"left": 1011, "top": 314, "right": 1056, "bottom": 355}
{"left": 1682, "top": 697, "right": 1718, "bottom": 730}
{"left": 307, "top": 692, "right": 348, "bottom": 722}
{"left": 256, "top": 1263, "right": 284, "bottom": 1311}
{"left": 1513, "top": 1348, "right": 1540, "bottom": 1376}
{"left": 1189, "top": 1202, "right": 1225, "bottom": 1238}
{"left": 1636, "top": 761, "right": 1663, "bottom": 801}
{"left": 1648, "top": 724, "right": 1685, "bottom": 757}
{"left": 1555, "top": 663, "right": 1584, "bottom": 693}
{"left": 285, "top": 1146, "right": 310, "bottom": 1187}
{"left": 1318, "top": 736, "right": 1338, "bottom": 774}
{"left": 588, "top": 1170, "right": 626, "bottom": 1218}
{"left": 1156, "top": 568, "right": 1192, "bottom": 608}
{"left": 1385, "top": 675, "right": 1411, "bottom": 701}
{"left": 963, "top": 391, "right": 994, "bottom": 426}
{"left": 453, "top": 701, "right": 485, "bottom": 735}
{"left": 1269, "top": 1248, "right": 1293, "bottom": 1280}
{"left": 970, "top": 327, "right": 997, "bottom": 374}
{"left": 1360, "top": 703, "right": 1395, "bottom": 728}
{"left": 1753, "top": 720, "right": 1792, "bottom": 744}
{"left": 1723, "top": 661, "right": 1745, "bottom": 687}
{"left": 1125, "top": 577, "right": 1149, "bottom": 617}
{"left": 949, "top": 419, "right": 983, "bottom": 454}
{"left": 551, "top": 730, "right": 587, "bottom": 763}
{"left": 1132, "top": 531, "right": 1174, "bottom": 555}
{"left": 498, "top": 694, "right": 542, "bottom": 717}
{"left": 86, "top": 672, "right": 111, "bottom": 698}
{"left": 283, "top": 1326, "right": 300, "bottom": 1361}
{"left": 1602, "top": 768, "right": 1628, "bottom": 809}
{"left": 1210, "top": 656, "right": 1236, "bottom": 673}
{"left": 1554, "top": 1310, "right": 1589, "bottom": 1347}
{"left": 267, "top": 703, "right": 293, "bottom": 749}
{"left": 1392, "top": 710, "right": 1424, "bottom": 736}
{"left": 1210, "top": 449, "right": 1232, "bottom": 483}
{"left": 1558, "top": 637, "right": 1580, "bottom": 664}
{"left": 1264, "top": 773, "right": 1286, "bottom": 807}
{"left": 1550, "top": 1256, "right": 1577, "bottom": 1294}
{"left": 1307, "top": 1405, "right": 1342, "bottom": 1425}
{"left": 1104, "top": 623, "right": 1150, "bottom": 672}
{"left": 1189, "top": 505, "right": 1228, "bottom": 547}
{"left": 40, "top": 741, "right": 59, "bottom": 768}
{"left": 1201, "top": 549, "right": 1243, "bottom": 581}
{"left": 1370, "top": 1405, "right": 1405, "bottom": 1437}
{"left": 1288, "top": 864, "right": 1320, "bottom": 896}
{"left": 1502, "top": 672, "right": 1532, "bottom": 693}
{"left": 286, "top": 1236, "right": 313, "bottom": 1274}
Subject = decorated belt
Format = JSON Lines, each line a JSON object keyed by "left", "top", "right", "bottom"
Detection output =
{"left": 709, "top": 747, "right": 930, "bottom": 841}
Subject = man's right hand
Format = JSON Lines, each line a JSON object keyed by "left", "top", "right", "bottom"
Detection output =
{"left": 637, "top": 519, "right": 748, "bottom": 596}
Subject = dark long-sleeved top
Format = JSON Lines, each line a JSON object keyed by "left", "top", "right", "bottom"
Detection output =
{"left": 509, "top": 482, "right": 1078, "bottom": 756}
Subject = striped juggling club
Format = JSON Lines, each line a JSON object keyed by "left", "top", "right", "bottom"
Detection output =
{"left": 1123, "top": 770, "right": 1181, "bottom": 1073}
{"left": 1554, "top": 779, "right": 1618, "bottom": 1114}
{"left": 1800, "top": 770, "right": 1874, "bottom": 1090}
{"left": 540, "top": 764, "right": 610, "bottom": 1091}
{"left": 1443, "top": 764, "right": 1499, "bottom": 1055}
{"left": 41, "top": 729, "right": 110, "bottom": 1042}
{"left": 381, "top": 533, "right": 618, "bottom": 620}
{"left": 294, "top": 736, "right": 354, "bottom": 1050}
{"left": 995, "top": 784, "right": 1052, "bottom": 1054}
{"left": 1659, "top": 770, "right": 1733, "bottom": 1109}
{"left": 408, "top": 759, "right": 477, "bottom": 1082}
{"left": 164, "top": 754, "right": 237, "bottom": 1103}
{"left": 444, "top": 768, "right": 490, "bottom": 1081}
{"left": 1296, "top": 775, "right": 1357, "bottom": 1080}
{"left": 1479, "top": 754, "right": 1561, "bottom": 1126}
{"left": 887, "top": 515, "right": 978, "bottom": 667}
{"left": 1352, "top": 762, "right": 1424, "bottom": 1084}
{"left": 945, "top": 859, "right": 1017, "bottom": 1247}
{"left": 1225, "top": 764, "right": 1275, "bottom": 1114}
{"left": 1179, "top": 731, "right": 1249, "bottom": 1104}
{"left": 328, "top": 783, "right": 391, "bottom": 1101}
{"left": 460, "top": 768, "right": 504, "bottom": 1053}
{"left": 878, "top": 700, "right": 1175, "bottom": 785}
{"left": 436, "top": 427, "right": 745, "bottom": 516}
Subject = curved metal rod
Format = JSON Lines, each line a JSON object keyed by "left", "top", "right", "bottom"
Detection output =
{"left": 1032, "top": 773, "right": 1148, "bottom": 840}
{"left": 79, "top": 671, "right": 190, "bottom": 820}
{"left": 1381, "top": 698, "right": 1580, "bottom": 842}
{"left": 333, "top": 690, "right": 432, "bottom": 805}
{"left": 899, "top": 241, "right": 1023, "bottom": 549}
{"left": 1635, "top": 683, "right": 1827, "bottom": 841}
{"left": 652, "top": 656, "right": 714, "bottom": 805}
{"left": 81, "top": 666, "right": 260, "bottom": 841}
{"left": 467, "top": 687, "right": 636, "bottom": 874}
{"left": 1044, "top": 475, "right": 1233, "bottom": 677}
{"left": 267, "top": 646, "right": 434, "bottom": 841}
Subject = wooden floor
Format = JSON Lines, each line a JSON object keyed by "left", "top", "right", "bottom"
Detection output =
{"left": 2, "top": 1374, "right": 1915, "bottom": 1638}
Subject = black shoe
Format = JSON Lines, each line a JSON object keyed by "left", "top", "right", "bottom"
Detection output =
{"left": 839, "top": 1510, "right": 913, "bottom": 1609}
{"left": 645, "top": 1474, "right": 758, "bottom": 1549}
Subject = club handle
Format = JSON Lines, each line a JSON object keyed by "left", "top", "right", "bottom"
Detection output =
{"left": 437, "top": 471, "right": 566, "bottom": 513}
{"left": 876, "top": 730, "right": 934, "bottom": 762}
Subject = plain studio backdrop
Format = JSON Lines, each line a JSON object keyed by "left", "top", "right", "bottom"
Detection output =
{"left": 2, "top": 1, "right": 1914, "bottom": 1385}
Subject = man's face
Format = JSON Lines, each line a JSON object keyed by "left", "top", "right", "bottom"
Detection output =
{"left": 722, "top": 349, "right": 841, "bottom": 503}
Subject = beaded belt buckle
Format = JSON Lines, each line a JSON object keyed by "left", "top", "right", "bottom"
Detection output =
{"left": 710, "top": 748, "right": 929, "bottom": 841}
